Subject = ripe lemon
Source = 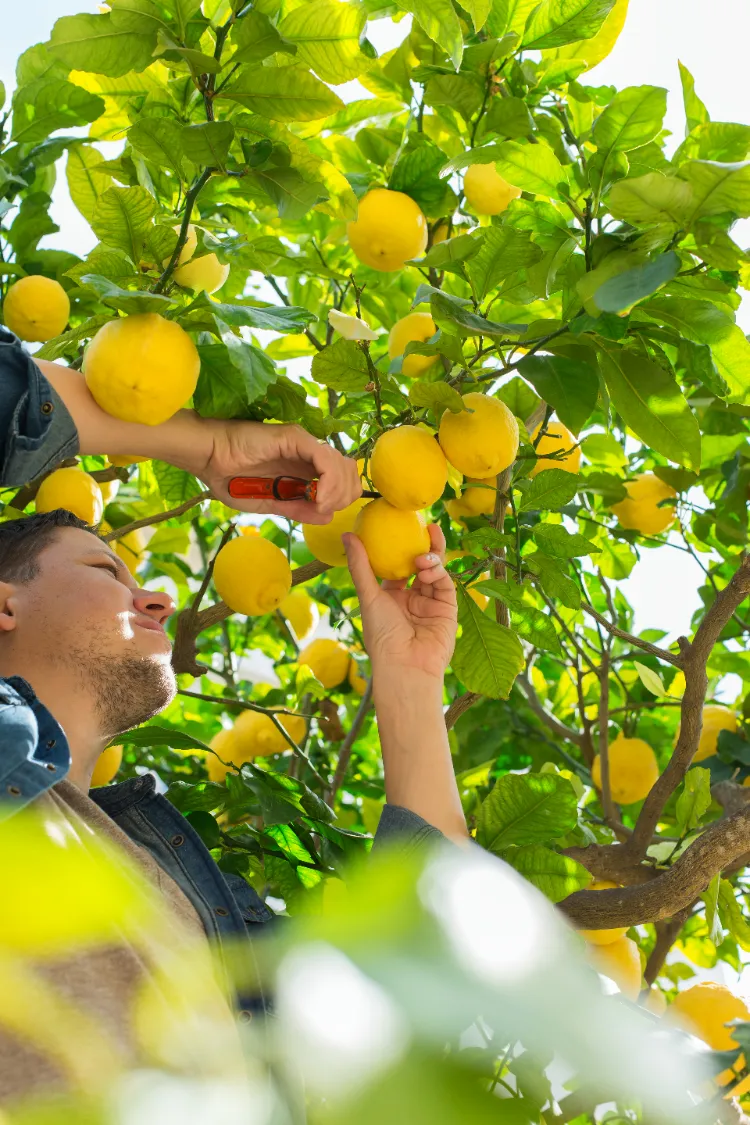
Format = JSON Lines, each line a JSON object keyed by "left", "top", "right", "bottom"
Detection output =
{"left": 90, "top": 744, "right": 122, "bottom": 787}
{"left": 438, "top": 392, "right": 519, "bottom": 478}
{"left": 369, "top": 426, "right": 448, "bottom": 510}
{"left": 445, "top": 476, "right": 496, "bottom": 519}
{"left": 174, "top": 252, "right": 229, "bottom": 294}
{"left": 234, "top": 709, "right": 306, "bottom": 757}
{"left": 578, "top": 880, "right": 628, "bottom": 946}
{"left": 99, "top": 478, "right": 120, "bottom": 506}
{"left": 213, "top": 535, "right": 292, "bottom": 617}
{"left": 587, "top": 934, "right": 642, "bottom": 1001}
{"left": 167, "top": 223, "right": 197, "bottom": 267}
{"left": 36, "top": 467, "right": 103, "bottom": 525}
{"left": 432, "top": 223, "right": 450, "bottom": 243}
{"left": 354, "top": 498, "right": 431, "bottom": 581}
{"left": 84, "top": 313, "right": 200, "bottom": 426}
{"left": 298, "top": 638, "right": 350, "bottom": 690}
{"left": 667, "top": 982, "right": 750, "bottom": 1051}
{"left": 206, "top": 727, "right": 238, "bottom": 783}
{"left": 2, "top": 275, "right": 70, "bottom": 342}
{"left": 107, "top": 455, "right": 149, "bottom": 467}
{"left": 279, "top": 587, "right": 315, "bottom": 640}
{"left": 463, "top": 163, "right": 521, "bottom": 216}
{"left": 693, "top": 704, "right": 737, "bottom": 763}
{"left": 303, "top": 496, "right": 370, "bottom": 567}
{"left": 591, "top": 734, "right": 659, "bottom": 805}
{"left": 530, "top": 421, "right": 581, "bottom": 477}
{"left": 115, "top": 528, "right": 148, "bottom": 577}
{"left": 611, "top": 473, "right": 677, "bottom": 536}
{"left": 348, "top": 658, "right": 368, "bottom": 695}
{"left": 388, "top": 312, "right": 438, "bottom": 377}
{"left": 347, "top": 188, "right": 428, "bottom": 272}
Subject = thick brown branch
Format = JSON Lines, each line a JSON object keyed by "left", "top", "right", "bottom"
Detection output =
{"left": 580, "top": 601, "right": 682, "bottom": 667}
{"left": 445, "top": 691, "right": 481, "bottom": 731}
{"left": 102, "top": 492, "right": 209, "bottom": 542}
{"left": 561, "top": 842, "right": 657, "bottom": 886}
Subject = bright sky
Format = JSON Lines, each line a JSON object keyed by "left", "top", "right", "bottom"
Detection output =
{"left": 2, "top": 1, "right": 750, "bottom": 654}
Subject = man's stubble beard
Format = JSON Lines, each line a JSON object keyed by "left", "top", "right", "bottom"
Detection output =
{"left": 74, "top": 648, "right": 176, "bottom": 738}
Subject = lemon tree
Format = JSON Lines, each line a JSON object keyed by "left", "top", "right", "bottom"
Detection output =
{"left": 3, "top": 2, "right": 750, "bottom": 1121}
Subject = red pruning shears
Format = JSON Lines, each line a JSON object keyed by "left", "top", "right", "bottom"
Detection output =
{"left": 228, "top": 475, "right": 379, "bottom": 502}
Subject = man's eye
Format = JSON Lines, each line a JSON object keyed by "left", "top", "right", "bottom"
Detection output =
{"left": 96, "top": 563, "right": 119, "bottom": 577}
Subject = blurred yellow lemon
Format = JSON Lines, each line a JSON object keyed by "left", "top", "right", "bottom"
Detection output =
{"left": 587, "top": 935, "right": 642, "bottom": 1001}
{"left": 667, "top": 982, "right": 750, "bottom": 1050}
{"left": 693, "top": 704, "right": 738, "bottom": 763}
{"left": 234, "top": 709, "right": 306, "bottom": 757}
{"left": 348, "top": 658, "right": 368, "bottom": 695}
{"left": 445, "top": 476, "right": 496, "bottom": 519}
{"left": 279, "top": 586, "right": 315, "bottom": 639}
{"left": 115, "top": 527, "right": 148, "bottom": 577}
{"left": 90, "top": 744, "right": 123, "bottom": 787}
{"left": 578, "top": 880, "right": 628, "bottom": 946}
{"left": 347, "top": 188, "right": 428, "bottom": 272}
{"left": 463, "top": 163, "right": 521, "bottom": 216}
{"left": 298, "top": 638, "right": 350, "bottom": 690}
{"left": 611, "top": 473, "right": 677, "bottom": 536}
{"left": 174, "top": 252, "right": 229, "bottom": 294}
{"left": 530, "top": 421, "right": 581, "bottom": 477}
{"left": 213, "top": 535, "right": 292, "bottom": 616}
{"left": 36, "top": 467, "right": 103, "bottom": 525}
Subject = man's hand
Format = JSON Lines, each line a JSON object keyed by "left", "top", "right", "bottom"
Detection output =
{"left": 343, "top": 523, "right": 457, "bottom": 682}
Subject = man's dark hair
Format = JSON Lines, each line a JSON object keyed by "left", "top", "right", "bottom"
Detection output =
{"left": 0, "top": 510, "right": 98, "bottom": 583}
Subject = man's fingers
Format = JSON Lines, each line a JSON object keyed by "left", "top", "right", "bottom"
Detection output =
{"left": 292, "top": 429, "right": 360, "bottom": 514}
{"left": 427, "top": 521, "right": 446, "bottom": 562}
{"left": 414, "top": 551, "right": 457, "bottom": 604}
{"left": 342, "top": 533, "right": 380, "bottom": 607}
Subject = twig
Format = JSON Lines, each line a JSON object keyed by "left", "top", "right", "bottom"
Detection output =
{"left": 445, "top": 691, "right": 482, "bottom": 731}
{"left": 154, "top": 168, "right": 212, "bottom": 294}
{"left": 326, "top": 679, "right": 373, "bottom": 804}
{"left": 580, "top": 601, "right": 682, "bottom": 667}
{"left": 597, "top": 647, "right": 617, "bottom": 826}
{"left": 102, "top": 492, "right": 210, "bottom": 542}
{"left": 475, "top": 326, "right": 570, "bottom": 382}
{"left": 517, "top": 673, "right": 584, "bottom": 747}
{"left": 491, "top": 467, "right": 512, "bottom": 626}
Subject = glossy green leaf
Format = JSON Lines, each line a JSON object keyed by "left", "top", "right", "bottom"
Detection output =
{"left": 493, "top": 141, "right": 570, "bottom": 199}
{"left": 128, "top": 117, "right": 187, "bottom": 178}
{"left": 476, "top": 771, "right": 579, "bottom": 852}
{"left": 608, "top": 173, "right": 694, "bottom": 226}
{"left": 467, "top": 227, "right": 543, "bottom": 302}
{"left": 278, "top": 1, "right": 368, "bottom": 84}
{"left": 522, "top": 0, "right": 616, "bottom": 49}
{"left": 503, "top": 845, "right": 592, "bottom": 902}
{"left": 180, "top": 122, "right": 234, "bottom": 167}
{"left": 80, "top": 273, "right": 174, "bottom": 314}
{"left": 633, "top": 661, "right": 666, "bottom": 697}
{"left": 152, "top": 461, "right": 203, "bottom": 506}
{"left": 542, "top": 0, "right": 628, "bottom": 68}
{"left": 90, "top": 186, "right": 156, "bottom": 262}
{"left": 452, "top": 584, "right": 525, "bottom": 700}
{"left": 518, "top": 355, "right": 599, "bottom": 434}
{"left": 428, "top": 289, "right": 526, "bottom": 338}
{"left": 217, "top": 67, "right": 344, "bottom": 122}
{"left": 11, "top": 80, "right": 105, "bottom": 145}
{"left": 593, "top": 85, "right": 667, "bottom": 156}
{"left": 229, "top": 10, "right": 292, "bottom": 64}
{"left": 215, "top": 319, "right": 279, "bottom": 404}
{"left": 517, "top": 468, "right": 580, "bottom": 511}
{"left": 49, "top": 12, "right": 157, "bottom": 77}
{"left": 533, "top": 525, "right": 599, "bottom": 558}
{"left": 312, "top": 339, "right": 370, "bottom": 392}
{"left": 718, "top": 878, "right": 750, "bottom": 953}
{"left": 679, "top": 159, "right": 750, "bottom": 220}
{"left": 398, "top": 0, "right": 463, "bottom": 69}
{"left": 483, "top": 96, "right": 535, "bottom": 138}
{"left": 594, "top": 251, "right": 680, "bottom": 313}
{"left": 678, "top": 60, "right": 709, "bottom": 136}
{"left": 66, "top": 145, "right": 113, "bottom": 224}
{"left": 409, "top": 381, "right": 465, "bottom": 416}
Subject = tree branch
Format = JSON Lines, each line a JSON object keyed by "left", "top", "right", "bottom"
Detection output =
{"left": 154, "top": 168, "right": 212, "bottom": 294}
{"left": 517, "top": 673, "right": 584, "bottom": 747}
{"left": 326, "top": 679, "right": 373, "bottom": 804}
{"left": 580, "top": 601, "right": 682, "bottom": 667}
{"left": 644, "top": 906, "right": 694, "bottom": 986}
{"left": 101, "top": 492, "right": 210, "bottom": 542}
{"left": 445, "top": 690, "right": 482, "bottom": 731}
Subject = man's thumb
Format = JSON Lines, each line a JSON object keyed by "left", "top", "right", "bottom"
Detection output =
{"left": 342, "top": 533, "right": 379, "bottom": 606}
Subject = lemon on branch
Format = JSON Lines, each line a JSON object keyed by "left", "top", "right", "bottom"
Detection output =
{"left": 587, "top": 935, "right": 642, "bottom": 1001}
{"left": 115, "top": 528, "right": 148, "bottom": 577}
{"left": 591, "top": 734, "right": 659, "bottom": 805}
{"left": 2, "top": 275, "right": 70, "bottom": 342}
{"left": 213, "top": 535, "right": 292, "bottom": 617}
{"left": 354, "top": 498, "right": 430, "bottom": 580}
{"left": 279, "top": 587, "right": 315, "bottom": 640}
{"left": 347, "top": 188, "right": 428, "bottom": 272}
{"left": 530, "top": 421, "right": 581, "bottom": 477}
{"left": 611, "top": 473, "right": 677, "bottom": 536}
{"left": 691, "top": 704, "right": 737, "bottom": 762}
{"left": 234, "top": 709, "right": 306, "bottom": 758}
{"left": 84, "top": 313, "right": 200, "bottom": 426}
{"left": 578, "top": 880, "right": 628, "bottom": 946}
{"left": 348, "top": 659, "right": 368, "bottom": 695}
{"left": 667, "top": 982, "right": 750, "bottom": 1050}
{"left": 90, "top": 745, "right": 122, "bottom": 787}
{"left": 388, "top": 312, "right": 438, "bottom": 377}
{"left": 445, "top": 476, "right": 497, "bottom": 519}
{"left": 167, "top": 223, "right": 197, "bottom": 267}
{"left": 36, "top": 467, "right": 104, "bottom": 525}
{"left": 438, "top": 392, "right": 519, "bottom": 478}
{"left": 206, "top": 727, "right": 239, "bottom": 783}
{"left": 173, "top": 252, "right": 229, "bottom": 294}
{"left": 463, "top": 163, "right": 521, "bottom": 216}
{"left": 298, "top": 638, "right": 350, "bottom": 690}
{"left": 369, "top": 426, "right": 448, "bottom": 510}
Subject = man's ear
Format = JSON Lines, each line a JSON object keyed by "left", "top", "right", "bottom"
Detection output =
{"left": 0, "top": 582, "right": 18, "bottom": 633}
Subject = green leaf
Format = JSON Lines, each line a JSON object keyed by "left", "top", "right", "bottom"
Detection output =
{"left": 312, "top": 339, "right": 370, "bottom": 393}
{"left": 675, "top": 766, "right": 711, "bottom": 836}
{"left": 461, "top": 0, "right": 492, "bottom": 32}
{"left": 411, "top": 233, "right": 481, "bottom": 272}
{"left": 517, "top": 468, "right": 580, "bottom": 512}
{"left": 6, "top": 193, "right": 58, "bottom": 257}
{"left": 65, "top": 145, "right": 113, "bottom": 225}
{"left": 495, "top": 374, "right": 540, "bottom": 420}
{"left": 152, "top": 461, "right": 203, "bottom": 506}
{"left": 593, "top": 85, "right": 667, "bottom": 157}
{"left": 428, "top": 289, "right": 525, "bottom": 338}
{"left": 248, "top": 166, "right": 329, "bottom": 222}
{"left": 703, "top": 873, "right": 722, "bottom": 946}
{"left": 476, "top": 771, "right": 579, "bottom": 852}
{"left": 409, "top": 381, "right": 465, "bottom": 417}
{"left": 596, "top": 536, "right": 636, "bottom": 578}
{"left": 49, "top": 12, "right": 157, "bottom": 77}
{"left": 181, "top": 122, "right": 234, "bottom": 167}
{"left": 518, "top": 355, "right": 598, "bottom": 435}
{"left": 452, "top": 583, "right": 525, "bottom": 700}
{"left": 597, "top": 345, "right": 701, "bottom": 470}
{"left": 473, "top": 578, "right": 529, "bottom": 611}
{"left": 533, "top": 524, "right": 599, "bottom": 558}
{"left": 119, "top": 721, "right": 213, "bottom": 754}
{"left": 80, "top": 274, "right": 174, "bottom": 315}
{"left": 230, "top": 10, "right": 292, "bottom": 64}
{"left": 484, "top": 96, "right": 535, "bottom": 138}
{"left": 185, "top": 294, "right": 315, "bottom": 334}
{"left": 398, "top": 0, "right": 463, "bottom": 69}
{"left": 217, "top": 66, "right": 344, "bottom": 122}
{"left": 91, "top": 186, "right": 157, "bottom": 263}
{"left": 503, "top": 844, "right": 592, "bottom": 902}
{"left": 11, "top": 79, "right": 105, "bottom": 145}
{"left": 467, "top": 227, "right": 543, "bottom": 302}
{"left": 278, "top": 0, "right": 368, "bottom": 84}
{"left": 215, "top": 319, "right": 279, "bottom": 404}
{"left": 594, "top": 251, "right": 680, "bottom": 314}
{"left": 493, "top": 141, "right": 570, "bottom": 200}
{"left": 608, "top": 173, "right": 694, "bottom": 226}
{"left": 718, "top": 878, "right": 750, "bottom": 953}
{"left": 128, "top": 117, "right": 187, "bottom": 178}
{"left": 35, "top": 314, "right": 113, "bottom": 362}
{"left": 633, "top": 660, "right": 666, "bottom": 697}
{"left": 390, "top": 137, "right": 453, "bottom": 213}
{"left": 195, "top": 342, "right": 251, "bottom": 418}
{"left": 512, "top": 604, "right": 561, "bottom": 654}
{"left": 679, "top": 160, "right": 750, "bottom": 221}
{"left": 522, "top": 0, "right": 616, "bottom": 49}
{"left": 525, "top": 552, "right": 581, "bottom": 607}
{"left": 678, "top": 60, "right": 709, "bottom": 136}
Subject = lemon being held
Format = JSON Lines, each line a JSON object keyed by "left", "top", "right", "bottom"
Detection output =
{"left": 84, "top": 313, "right": 200, "bottom": 426}
{"left": 36, "top": 467, "right": 103, "bottom": 525}
{"left": 439, "top": 393, "right": 519, "bottom": 478}
{"left": 354, "top": 498, "right": 430, "bottom": 581}
{"left": 370, "top": 426, "right": 448, "bottom": 510}
{"left": 213, "top": 535, "right": 292, "bottom": 617}
{"left": 611, "top": 473, "right": 676, "bottom": 536}
{"left": 591, "top": 734, "right": 659, "bottom": 805}
{"left": 388, "top": 312, "right": 438, "bottom": 377}
{"left": 2, "top": 275, "right": 70, "bottom": 342}
{"left": 347, "top": 188, "right": 428, "bottom": 272}
{"left": 530, "top": 421, "right": 581, "bottom": 477}
{"left": 303, "top": 496, "right": 369, "bottom": 567}
{"left": 463, "top": 163, "right": 521, "bottom": 216}
{"left": 298, "top": 638, "right": 350, "bottom": 690}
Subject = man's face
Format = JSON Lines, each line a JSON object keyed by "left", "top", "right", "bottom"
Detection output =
{"left": 5, "top": 527, "right": 177, "bottom": 735}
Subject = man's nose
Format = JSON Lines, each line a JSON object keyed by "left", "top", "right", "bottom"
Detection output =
{"left": 132, "top": 587, "right": 175, "bottom": 626}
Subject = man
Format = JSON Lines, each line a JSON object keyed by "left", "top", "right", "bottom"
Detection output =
{"left": 0, "top": 329, "right": 468, "bottom": 1104}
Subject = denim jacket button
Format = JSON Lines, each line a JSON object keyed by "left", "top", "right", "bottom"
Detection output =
{"left": 171, "top": 834, "right": 185, "bottom": 847}
{"left": 45, "top": 763, "right": 57, "bottom": 772}
{"left": 7, "top": 785, "right": 21, "bottom": 796}
{"left": 214, "top": 907, "right": 229, "bottom": 917}
{"left": 238, "top": 1010, "right": 253, "bottom": 1024}
{"left": 41, "top": 401, "right": 54, "bottom": 415}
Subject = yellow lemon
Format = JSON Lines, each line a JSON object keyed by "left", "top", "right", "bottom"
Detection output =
{"left": 348, "top": 658, "right": 368, "bottom": 695}
{"left": 107, "top": 455, "right": 149, "bottom": 467}
{"left": 578, "top": 880, "right": 628, "bottom": 946}
{"left": 2, "top": 275, "right": 70, "bottom": 342}
{"left": 694, "top": 705, "right": 738, "bottom": 763}
{"left": 298, "top": 638, "right": 351, "bottom": 690}
{"left": 354, "top": 498, "right": 431, "bottom": 581}
{"left": 432, "top": 222, "right": 450, "bottom": 243}
{"left": 643, "top": 987, "right": 668, "bottom": 1016}
{"left": 166, "top": 223, "right": 198, "bottom": 267}
{"left": 347, "top": 188, "right": 428, "bottom": 272}
{"left": 611, "top": 473, "right": 677, "bottom": 536}
{"left": 468, "top": 576, "right": 490, "bottom": 610}
{"left": 463, "top": 163, "right": 521, "bottom": 216}
{"left": 84, "top": 313, "right": 200, "bottom": 426}
{"left": 213, "top": 535, "right": 292, "bottom": 617}
{"left": 115, "top": 528, "right": 148, "bottom": 577}
{"left": 445, "top": 476, "right": 497, "bottom": 519}
{"left": 667, "top": 983, "right": 750, "bottom": 1051}
{"left": 369, "top": 425, "right": 448, "bottom": 510}
{"left": 279, "top": 587, "right": 315, "bottom": 640}
{"left": 587, "top": 935, "right": 642, "bottom": 1001}
{"left": 530, "top": 421, "right": 581, "bottom": 477}
{"left": 438, "top": 392, "right": 519, "bottom": 477}
{"left": 36, "top": 467, "right": 103, "bottom": 525}
{"left": 90, "top": 744, "right": 123, "bottom": 787}
{"left": 99, "top": 478, "right": 120, "bottom": 506}
{"left": 591, "top": 734, "right": 659, "bottom": 805}
{"left": 303, "top": 496, "right": 370, "bottom": 567}
{"left": 174, "top": 252, "right": 229, "bottom": 294}
{"left": 206, "top": 727, "right": 238, "bottom": 783}
{"left": 388, "top": 312, "right": 438, "bottom": 377}
{"left": 234, "top": 709, "right": 306, "bottom": 757}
